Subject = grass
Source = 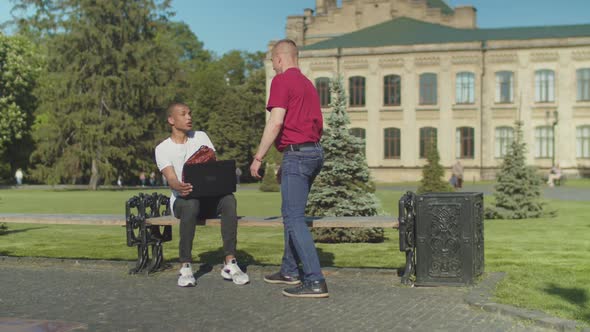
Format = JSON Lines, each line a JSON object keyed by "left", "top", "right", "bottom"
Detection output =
{"left": 0, "top": 187, "right": 588, "bottom": 325}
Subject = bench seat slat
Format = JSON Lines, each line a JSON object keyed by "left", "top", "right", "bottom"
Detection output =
{"left": 146, "top": 216, "right": 399, "bottom": 228}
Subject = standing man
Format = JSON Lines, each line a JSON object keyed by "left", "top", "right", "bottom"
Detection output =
{"left": 250, "top": 39, "right": 327, "bottom": 298}
{"left": 452, "top": 160, "right": 464, "bottom": 189}
{"left": 15, "top": 168, "right": 23, "bottom": 186}
{"left": 156, "top": 102, "right": 249, "bottom": 287}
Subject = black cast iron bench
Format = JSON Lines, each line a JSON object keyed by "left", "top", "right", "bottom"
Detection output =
{"left": 125, "top": 192, "right": 417, "bottom": 284}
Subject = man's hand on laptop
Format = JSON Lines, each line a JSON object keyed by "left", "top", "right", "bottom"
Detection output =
{"left": 172, "top": 181, "right": 193, "bottom": 197}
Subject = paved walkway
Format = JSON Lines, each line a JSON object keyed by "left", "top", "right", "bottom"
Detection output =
{"left": 0, "top": 258, "right": 561, "bottom": 332}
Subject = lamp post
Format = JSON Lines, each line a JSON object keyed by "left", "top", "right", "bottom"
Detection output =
{"left": 546, "top": 110, "right": 559, "bottom": 167}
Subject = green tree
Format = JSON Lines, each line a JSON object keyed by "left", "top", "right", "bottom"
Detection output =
{"left": 259, "top": 163, "right": 280, "bottom": 192}
{"left": 0, "top": 34, "right": 43, "bottom": 183}
{"left": 486, "top": 121, "right": 552, "bottom": 219}
{"left": 18, "top": 0, "right": 181, "bottom": 188}
{"left": 306, "top": 76, "right": 382, "bottom": 243}
{"left": 417, "top": 145, "right": 454, "bottom": 194}
{"left": 258, "top": 146, "right": 281, "bottom": 192}
{"left": 205, "top": 51, "right": 265, "bottom": 177}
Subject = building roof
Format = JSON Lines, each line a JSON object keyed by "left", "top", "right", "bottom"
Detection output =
{"left": 302, "top": 17, "right": 590, "bottom": 50}
{"left": 426, "top": 0, "right": 454, "bottom": 15}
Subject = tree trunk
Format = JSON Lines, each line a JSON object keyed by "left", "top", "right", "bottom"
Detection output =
{"left": 89, "top": 158, "right": 99, "bottom": 190}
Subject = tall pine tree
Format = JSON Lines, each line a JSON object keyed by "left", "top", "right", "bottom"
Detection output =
{"left": 306, "top": 76, "right": 382, "bottom": 243}
{"left": 486, "top": 121, "right": 552, "bottom": 219}
{"left": 19, "top": 0, "right": 181, "bottom": 187}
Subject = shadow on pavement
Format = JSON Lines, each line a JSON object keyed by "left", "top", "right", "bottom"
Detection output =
{"left": 197, "top": 248, "right": 259, "bottom": 273}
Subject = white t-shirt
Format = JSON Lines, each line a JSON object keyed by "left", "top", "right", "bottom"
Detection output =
{"left": 155, "top": 131, "right": 215, "bottom": 216}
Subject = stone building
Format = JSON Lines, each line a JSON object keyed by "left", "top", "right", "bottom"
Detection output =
{"left": 265, "top": 0, "right": 590, "bottom": 182}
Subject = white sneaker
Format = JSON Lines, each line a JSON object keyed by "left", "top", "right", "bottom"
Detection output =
{"left": 221, "top": 259, "right": 250, "bottom": 285}
{"left": 177, "top": 263, "right": 196, "bottom": 287}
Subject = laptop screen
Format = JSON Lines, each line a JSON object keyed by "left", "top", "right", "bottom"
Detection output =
{"left": 181, "top": 160, "right": 237, "bottom": 198}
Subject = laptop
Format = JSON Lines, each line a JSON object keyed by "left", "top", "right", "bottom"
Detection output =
{"left": 181, "top": 160, "right": 237, "bottom": 198}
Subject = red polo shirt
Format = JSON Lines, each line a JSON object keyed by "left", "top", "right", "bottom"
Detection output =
{"left": 266, "top": 68, "right": 323, "bottom": 151}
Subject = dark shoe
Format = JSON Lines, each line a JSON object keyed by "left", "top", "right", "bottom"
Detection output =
{"left": 282, "top": 280, "right": 329, "bottom": 298}
{"left": 263, "top": 271, "right": 301, "bottom": 285}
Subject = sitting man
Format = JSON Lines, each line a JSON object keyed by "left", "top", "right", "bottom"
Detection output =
{"left": 155, "top": 102, "right": 249, "bottom": 287}
{"left": 547, "top": 163, "right": 562, "bottom": 187}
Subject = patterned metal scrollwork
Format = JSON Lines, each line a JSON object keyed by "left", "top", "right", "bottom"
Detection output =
{"left": 398, "top": 191, "right": 417, "bottom": 285}
{"left": 427, "top": 204, "right": 462, "bottom": 278}
{"left": 125, "top": 193, "right": 172, "bottom": 274}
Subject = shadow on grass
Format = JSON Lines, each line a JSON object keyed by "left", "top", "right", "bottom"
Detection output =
{"left": 544, "top": 283, "right": 588, "bottom": 307}
{"left": 0, "top": 226, "right": 47, "bottom": 235}
{"left": 317, "top": 247, "right": 335, "bottom": 267}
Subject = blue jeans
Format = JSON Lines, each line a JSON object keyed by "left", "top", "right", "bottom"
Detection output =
{"left": 279, "top": 146, "right": 324, "bottom": 282}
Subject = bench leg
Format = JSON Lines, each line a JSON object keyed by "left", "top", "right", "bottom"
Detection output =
{"left": 129, "top": 243, "right": 149, "bottom": 274}
{"left": 147, "top": 241, "right": 164, "bottom": 274}
{"left": 400, "top": 250, "right": 415, "bottom": 285}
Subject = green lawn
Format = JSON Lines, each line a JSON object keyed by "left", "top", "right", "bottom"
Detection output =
{"left": 0, "top": 188, "right": 588, "bottom": 325}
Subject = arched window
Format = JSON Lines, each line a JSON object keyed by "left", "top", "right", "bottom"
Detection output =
{"left": 495, "top": 71, "right": 514, "bottom": 103}
{"left": 535, "top": 69, "right": 555, "bottom": 102}
{"left": 577, "top": 125, "right": 590, "bottom": 158}
{"left": 419, "top": 73, "right": 437, "bottom": 105}
{"left": 349, "top": 127, "right": 366, "bottom": 154}
{"left": 456, "top": 72, "right": 475, "bottom": 104}
{"left": 315, "top": 77, "right": 331, "bottom": 107}
{"left": 349, "top": 127, "right": 366, "bottom": 139}
{"left": 534, "top": 126, "right": 554, "bottom": 158}
{"left": 349, "top": 76, "right": 365, "bottom": 107}
{"left": 577, "top": 68, "right": 590, "bottom": 101}
{"left": 495, "top": 126, "right": 514, "bottom": 158}
{"left": 419, "top": 127, "right": 437, "bottom": 158}
{"left": 383, "top": 128, "right": 401, "bottom": 159}
{"left": 456, "top": 127, "right": 475, "bottom": 158}
{"left": 383, "top": 75, "right": 401, "bottom": 106}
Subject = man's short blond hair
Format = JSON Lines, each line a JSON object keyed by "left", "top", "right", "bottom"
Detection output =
{"left": 272, "top": 39, "right": 298, "bottom": 58}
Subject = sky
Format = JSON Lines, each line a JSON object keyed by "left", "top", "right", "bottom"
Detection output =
{"left": 1, "top": 0, "right": 590, "bottom": 56}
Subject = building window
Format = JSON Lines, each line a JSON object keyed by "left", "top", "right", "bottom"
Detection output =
{"left": 577, "top": 125, "right": 590, "bottom": 158}
{"left": 534, "top": 126, "right": 554, "bottom": 158}
{"left": 384, "top": 127, "right": 401, "bottom": 159}
{"left": 456, "top": 72, "right": 475, "bottom": 104}
{"left": 577, "top": 68, "right": 590, "bottom": 101}
{"left": 419, "top": 127, "right": 437, "bottom": 158}
{"left": 495, "top": 126, "right": 514, "bottom": 158}
{"left": 419, "top": 73, "right": 437, "bottom": 105}
{"left": 456, "top": 127, "right": 475, "bottom": 158}
{"left": 315, "top": 77, "right": 331, "bottom": 107}
{"left": 535, "top": 69, "right": 555, "bottom": 103}
{"left": 349, "top": 76, "right": 365, "bottom": 107}
{"left": 495, "top": 71, "right": 514, "bottom": 103}
{"left": 349, "top": 127, "right": 366, "bottom": 154}
{"left": 383, "top": 75, "right": 401, "bottom": 106}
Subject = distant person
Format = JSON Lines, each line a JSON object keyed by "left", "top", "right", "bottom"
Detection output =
{"left": 139, "top": 171, "right": 146, "bottom": 187}
{"left": 15, "top": 168, "right": 24, "bottom": 186}
{"left": 547, "top": 164, "right": 562, "bottom": 187}
{"left": 452, "top": 160, "right": 464, "bottom": 189}
{"left": 235, "top": 167, "right": 242, "bottom": 186}
{"left": 161, "top": 173, "right": 168, "bottom": 187}
{"left": 155, "top": 102, "right": 249, "bottom": 287}
{"left": 117, "top": 175, "right": 123, "bottom": 188}
{"left": 149, "top": 171, "right": 156, "bottom": 187}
